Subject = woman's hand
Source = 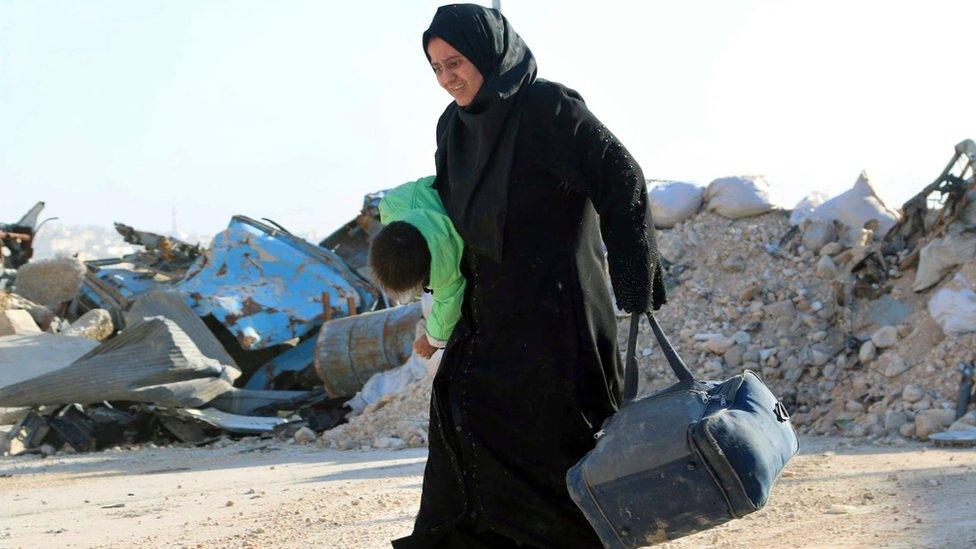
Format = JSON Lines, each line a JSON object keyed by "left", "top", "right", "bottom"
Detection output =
{"left": 413, "top": 334, "right": 439, "bottom": 359}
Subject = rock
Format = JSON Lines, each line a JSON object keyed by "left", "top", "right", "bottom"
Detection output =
{"left": 293, "top": 426, "right": 317, "bottom": 444}
{"left": 819, "top": 242, "right": 844, "bottom": 257}
{"left": 372, "top": 436, "right": 406, "bottom": 449}
{"left": 12, "top": 258, "right": 86, "bottom": 310}
{"left": 901, "top": 385, "right": 923, "bottom": 403}
{"left": 858, "top": 341, "right": 877, "bottom": 363}
{"left": 764, "top": 299, "right": 795, "bottom": 318}
{"left": 949, "top": 412, "right": 976, "bottom": 431}
{"left": 914, "top": 409, "right": 955, "bottom": 439}
{"left": 845, "top": 400, "right": 864, "bottom": 413}
{"left": 883, "top": 353, "right": 909, "bottom": 377}
{"left": 0, "top": 309, "right": 41, "bottom": 336}
{"left": 0, "top": 291, "right": 55, "bottom": 329}
{"left": 723, "top": 345, "right": 744, "bottom": 367}
{"left": 62, "top": 309, "right": 114, "bottom": 341}
{"left": 732, "top": 331, "right": 752, "bottom": 346}
{"left": 815, "top": 255, "right": 839, "bottom": 279}
{"left": 871, "top": 325, "right": 900, "bottom": 349}
{"left": 899, "top": 422, "right": 916, "bottom": 438}
{"left": 884, "top": 410, "right": 909, "bottom": 431}
{"left": 721, "top": 255, "right": 746, "bottom": 273}
{"left": 801, "top": 219, "right": 837, "bottom": 253}
{"left": 695, "top": 334, "right": 736, "bottom": 355}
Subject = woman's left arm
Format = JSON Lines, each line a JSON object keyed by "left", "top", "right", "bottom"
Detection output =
{"left": 540, "top": 84, "right": 667, "bottom": 313}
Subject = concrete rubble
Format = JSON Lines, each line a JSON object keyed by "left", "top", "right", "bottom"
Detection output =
{"left": 3, "top": 138, "right": 976, "bottom": 459}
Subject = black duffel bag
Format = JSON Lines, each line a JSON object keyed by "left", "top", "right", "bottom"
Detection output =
{"left": 567, "top": 313, "right": 799, "bottom": 547}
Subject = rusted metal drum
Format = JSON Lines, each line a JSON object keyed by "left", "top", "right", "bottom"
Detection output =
{"left": 314, "top": 302, "right": 422, "bottom": 398}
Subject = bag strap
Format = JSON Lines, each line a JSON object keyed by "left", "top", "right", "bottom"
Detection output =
{"left": 623, "top": 312, "right": 696, "bottom": 402}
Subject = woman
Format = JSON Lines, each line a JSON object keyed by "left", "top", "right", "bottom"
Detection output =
{"left": 394, "top": 5, "right": 666, "bottom": 548}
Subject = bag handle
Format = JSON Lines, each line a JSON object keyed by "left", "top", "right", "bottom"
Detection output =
{"left": 623, "top": 312, "right": 695, "bottom": 402}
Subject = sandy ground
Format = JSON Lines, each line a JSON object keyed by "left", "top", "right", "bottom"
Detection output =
{"left": 1, "top": 436, "right": 975, "bottom": 548}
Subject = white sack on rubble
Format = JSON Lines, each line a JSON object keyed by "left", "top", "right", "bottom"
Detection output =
{"left": 647, "top": 180, "right": 703, "bottom": 229}
{"left": 928, "top": 269, "right": 976, "bottom": 336}
{"left": 789, "top": 191, "right": 830, "bottom": 226}
{"left": 345, "top": 293, "right": 439, "bottom": 414}
{"left": 703, "top": 176, "right": 776, "bottom": 219}
{"left": 913, "top": 231, "right": 976, "bottom": 292}
{"left": 808, "top": 171, "right": 900, "bottom": 235}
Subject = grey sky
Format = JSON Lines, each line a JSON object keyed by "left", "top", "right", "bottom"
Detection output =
{"left": 2, "top": 1, "right": 974, "bottom": 236}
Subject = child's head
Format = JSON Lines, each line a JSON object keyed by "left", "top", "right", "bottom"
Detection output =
{"left": 369, "top": 221, "right": 431, "bottom": 295}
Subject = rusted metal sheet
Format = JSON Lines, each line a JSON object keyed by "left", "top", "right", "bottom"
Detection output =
{"left": 314, "top": 302, "right": 422, "bottom": 398}
{"left": 176, "top": 216, "right": 379, "bottom": 351}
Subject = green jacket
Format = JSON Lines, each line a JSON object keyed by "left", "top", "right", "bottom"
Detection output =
{"left": 378, "top": 176, "right": 465, "bottom": 347}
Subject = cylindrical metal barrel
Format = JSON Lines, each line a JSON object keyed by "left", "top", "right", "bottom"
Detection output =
{"left": 314, "top": 302, "right": 423, "bottom": 398}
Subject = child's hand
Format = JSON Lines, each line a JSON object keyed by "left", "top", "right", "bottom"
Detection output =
{"left": 413, "top": 334, "right": 439, "bottom": 359}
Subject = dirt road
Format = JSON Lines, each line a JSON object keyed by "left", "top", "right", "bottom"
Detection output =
{"left": 2, "top": 436, "right": 975, "bottom": 548}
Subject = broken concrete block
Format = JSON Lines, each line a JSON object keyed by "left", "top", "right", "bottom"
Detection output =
{"left": 0, "top": 317, "right": 239, "bottom": 408}
{"left": 0, "top": 309, "right": 41, "bottom": 336}
{"left": 0, "top": 291, "right": 55, "bottom": 329}
{"left": 0, "top": 333, "right": 99, "bottom": 389}
{"left": 13, "top": 257, "right": 86, "bottom": 310}
{"left": 62, "top": 308, "right": 114, "bottom": 341}
{"left": 293, "top": 426, "right": 317, "bottom": 444}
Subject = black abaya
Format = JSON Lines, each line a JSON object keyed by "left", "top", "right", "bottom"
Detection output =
{"left": 393, "top": 80, "right": 665, "bottom": 548}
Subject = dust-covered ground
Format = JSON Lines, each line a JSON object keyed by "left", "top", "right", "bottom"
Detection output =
{"left": 2, "top": 436, "right": 975, "bottom": 548}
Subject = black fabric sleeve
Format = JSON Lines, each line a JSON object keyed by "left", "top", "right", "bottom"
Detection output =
{"left": 535, "top": 83, "right": 667, "bottom": 312}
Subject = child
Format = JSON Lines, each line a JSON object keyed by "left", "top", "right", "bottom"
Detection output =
{"left": 369, "top": 175, "right": 464, "bottom": 358}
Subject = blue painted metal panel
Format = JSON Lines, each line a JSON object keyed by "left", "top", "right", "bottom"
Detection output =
{"left": 244, "top": 336, "right": 318, "bottom": 390}
{"left": 176, "top": 216, "right": 379, "bottom": 351}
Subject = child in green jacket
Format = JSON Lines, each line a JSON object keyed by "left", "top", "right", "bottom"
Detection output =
{"left": 369, "top": 175, "right": 465, "bottom": 358}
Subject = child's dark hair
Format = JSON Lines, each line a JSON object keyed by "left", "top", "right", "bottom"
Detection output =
{"left": 369, "top": 221, "right": 431, "bottom": 293}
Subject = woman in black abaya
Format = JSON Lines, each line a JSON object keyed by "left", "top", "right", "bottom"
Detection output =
{"left": 393, "top": 5, "right": 666, "bottom": 548}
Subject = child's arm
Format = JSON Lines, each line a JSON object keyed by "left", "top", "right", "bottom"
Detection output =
{"left": 425, "top": 274, "right": 465, "bottom": 348}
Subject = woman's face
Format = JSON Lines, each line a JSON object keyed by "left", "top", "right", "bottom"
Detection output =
{"left": 427, "top": 36, "right": 484, "bottom": 107}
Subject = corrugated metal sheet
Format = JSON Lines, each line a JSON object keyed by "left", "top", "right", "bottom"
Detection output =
{"left": 0, "top": 318, "right": 238, "bottom": 408}
{"left": 125, "top": 289, "right": 239, "bottom": 371}
{"left": 176, "top": 216, "right": 380, "bottom": 350}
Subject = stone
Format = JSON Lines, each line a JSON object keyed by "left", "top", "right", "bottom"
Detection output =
{"left": 293, "top": 426, "right": 317, "bottom": 444}
{"left": 698, "top": 334, "right": 736, "bottom": 355}
{"left": 871, "top": 325, "right": 900, "bottom": 349}
{"left": 62, "top": 309, "right": 114, "bottom": 341}
{"left": 732, "top": 331, "right": 751, "bottom": 346}
{"left": 899, "top": 422, "right": 916, "bottom": 438}
{"left": 764, "top": 299, "right": 795, "bottom": 318}
{"left": 815, "top": 255, "right": 839, "bottom": 279}
{"left": 743, "top": 348, "right": 760, "bottom": 363}
{"left": 721, "top": 255, "right": 746, "bottom": 273}
{"left": 914, "top": 409, "right": 955, "bottom": 439}
{"left": 801, "top": 219, "right": 837, "bottom": 253}
{"left": 845, "top": 400, "right": 863, "bottom": 413}
{"left": 724, "top": 345, "right": 744, "bottom": 367}
{"left": 884, "top": 410, "right": 909, "bottom": 431}
{"left": 901, "top": 385, "right": 923, "bottom": 403}
{"left": 12, "top": 258, "right": 86, "bottom": 310}
{"left": 0, "top": 310, "right": 41, "bottom": 336}
{"left": 949, "top": 412, "right": 976, "bottom": 431}
{"left": 858, "top": 341, "right": 877, "bottom": 363}
{"left": 0, "top": 291, "right": 55, "bottom": 329}
{"left": 883, "top": 353, "right": 909, "bottom": 377}
{"left": 819, "top": 242, "right": 844, "bottom": 257}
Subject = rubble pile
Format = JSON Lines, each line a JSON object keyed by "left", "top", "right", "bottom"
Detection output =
{"left": 3, "top": 139, "right": 975, "bottom": 459}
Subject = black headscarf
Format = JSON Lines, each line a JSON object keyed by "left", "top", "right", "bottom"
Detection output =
{"left": 423, "top": 4, "right": 537, "bottom": 262}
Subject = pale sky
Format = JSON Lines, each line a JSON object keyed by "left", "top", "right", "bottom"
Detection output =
{"left": 2, "top": 1, "right": 974, "bottom": 237}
